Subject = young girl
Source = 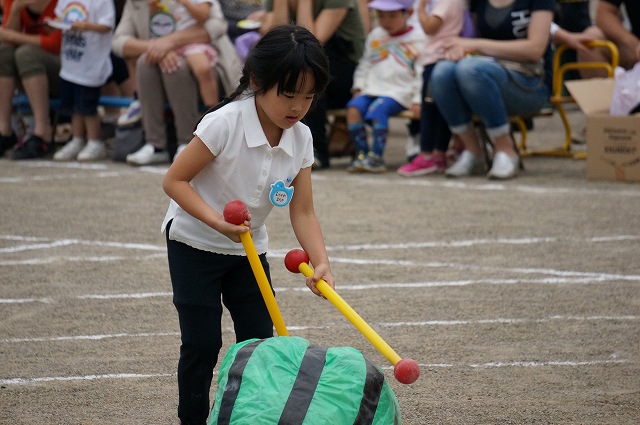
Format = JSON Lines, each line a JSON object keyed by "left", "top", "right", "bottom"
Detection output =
{"left": 161, "top": 25, "right": 334, "bottom": 425}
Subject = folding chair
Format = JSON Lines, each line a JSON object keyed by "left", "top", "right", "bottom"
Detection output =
{"left": 527, "top": 40, "right": 619, "bottom": 158}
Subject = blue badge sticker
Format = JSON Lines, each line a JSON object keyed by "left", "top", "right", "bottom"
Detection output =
{"left": 269, "top": 180, "right": 294, "bottom": 207}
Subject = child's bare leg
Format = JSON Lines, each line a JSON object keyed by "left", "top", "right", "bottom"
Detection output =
{"left": 84, "top": 114, "right": 102, "bottom": 142}
{"left": 71, "top": 113, "right": 86, "bottom": 140}
{"left": 185, "top": 53, "right": 218, "bottom": 107}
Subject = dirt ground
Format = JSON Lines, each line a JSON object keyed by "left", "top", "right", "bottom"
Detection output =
{"left": 1, "top": 108, "right": 639, "bottom": 425}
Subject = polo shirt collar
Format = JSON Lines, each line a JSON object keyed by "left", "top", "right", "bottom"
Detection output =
{"left": 241, "top": 97, "right": 295, "bottom": 157}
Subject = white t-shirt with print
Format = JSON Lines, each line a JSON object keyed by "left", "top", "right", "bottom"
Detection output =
{"left": 352, "top": 25, "right": 426, "bottom": 107}
{"left": 162, "top": 96, "right": 314, "bottom": 256}
{"left": 55, "top": 0, "right": 115, "bottom": 87}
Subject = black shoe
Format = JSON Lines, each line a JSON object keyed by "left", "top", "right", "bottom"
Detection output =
{"left": 12, "top": 134, "right": 53, "bottom": 160}
{"left": 0, "top": 133, "right": 18, "bottom": 157}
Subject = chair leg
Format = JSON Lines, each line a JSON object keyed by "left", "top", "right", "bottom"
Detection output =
{"left": 475, "top": 124, "right": 493, "bottom": 170}
{"left": 556, "top": 103, "right": 573, "bottom": 153}
{"left": 511, "top": 116, "right": 528, "bottom": 153}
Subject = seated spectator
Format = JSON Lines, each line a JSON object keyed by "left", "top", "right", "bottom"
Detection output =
{"left": 430, "top": 0, "right": 554, "bottom": 180}
{"left": 0, "top": 0, "right": 61, "bottom": 159}
{"left": 595, "top": 0, "right": 640, "bottom": 70}
{"left": 396, "top": 0, "right": 467, "bottom": 177}
{"left": 263, "top": 0, "right": 366, "bottom": 169}
{"left": 345, "top": 0, "right": 425, "bottom": 174}
{"left": 111, "top": 0, "right": 241, "bottom": 166}
{"left": 547, "top": 0, "right": 611, "bottom": 80}
{"left": 149, "top": 0, "right": 220, "bottom": 108}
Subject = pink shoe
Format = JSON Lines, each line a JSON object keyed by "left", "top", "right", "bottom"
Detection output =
{"left": 397, "top": 154, "right": 445, "bottom": 177}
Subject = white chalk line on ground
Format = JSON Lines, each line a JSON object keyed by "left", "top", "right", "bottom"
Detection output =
{"left": 0, "top": 235, "right": 165, "bottom": 254}
{"left": 2, "top": 234, "right": 639, "bottom": 278}
{"left": 4, "top": 252, "right": 640, "bottom": 286}
{"left": 0, "top": 373, "right": 174, "bottom": 386}
{"left": 1, "top": 270, "right": 639, "bottom": 306}
{"left": 1, "top": 355, "right": 629, "bottom": 386}
{"left": 3, "top": 315, "right": 637, "bottom": 344}
{"left": 5, "top": 234, "right": 638, "bottom": 254}
{"left": 0, "top": 253, "right": 166, "bottom": 266}
{"left": 322, "top": 235, "right": 640, "bottom": 251}
{"left": 3, "top": 160, "right": 640, "bottom": 197}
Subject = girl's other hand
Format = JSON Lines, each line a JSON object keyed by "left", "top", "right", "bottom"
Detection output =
{"left": 306, "top": 263, "right": 334, "bottom": 298}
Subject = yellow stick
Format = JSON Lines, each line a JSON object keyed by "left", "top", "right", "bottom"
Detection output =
{"left": 240, "top": 232, "right": 289, "bottom": 336}
{"left": 298, "top": 262, "right": 401, "bottom": 365}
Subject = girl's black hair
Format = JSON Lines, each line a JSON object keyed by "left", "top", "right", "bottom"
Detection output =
{"left": 198, "top": 25, "right": 330, "bottom": 124}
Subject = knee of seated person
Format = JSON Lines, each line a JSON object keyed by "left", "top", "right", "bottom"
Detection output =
{"left": 431, "top": 60, "right": 456, "bottom": 83}
{"left": 135, "top": 53, "right": 150, "bottom": 69}
{"left": 0, "top": 44, "right": 16, "bottom": 68}
{"left": 583, "top": 25, "right": 604, "bottom": 39}
{"left": 14, "top": 45, "right": 46, "bottom": 73}
{"left": 455, "top": 56, "right": 486, "bottom": 76}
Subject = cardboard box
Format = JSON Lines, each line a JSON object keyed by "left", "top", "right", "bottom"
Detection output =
{"left": 566, "top": 79, "right": 640, "bottom": 182}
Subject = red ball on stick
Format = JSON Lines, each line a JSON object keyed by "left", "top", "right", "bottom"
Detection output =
{"left": 394, "top": 358, "right": 420, "bottom": 384}
{"left": 284, "top": 249, "right": 310, "bottom": 274}
{"left": 223, "top": 200, "right": 249, "bottom": 225}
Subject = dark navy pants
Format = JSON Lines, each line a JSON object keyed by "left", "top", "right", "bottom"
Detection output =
{"left": 166, "top": 223, "right": 274, "bottom": 425}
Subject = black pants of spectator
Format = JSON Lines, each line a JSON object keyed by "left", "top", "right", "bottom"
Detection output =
{"left": 166, "top": 222, "right": 274, "bottom": 425}
{"left": 303, "top": 38, "right": 357, "bottom": 168}
{"left": 420, "top": 63, "right": 451, "bottom": 153}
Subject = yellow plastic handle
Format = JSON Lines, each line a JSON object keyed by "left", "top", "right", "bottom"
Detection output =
{"left": 240, "top": 232, "right": 289, "bottom": 336}
{"left": 298, "top": 263, "right": 401, "bottom": 365}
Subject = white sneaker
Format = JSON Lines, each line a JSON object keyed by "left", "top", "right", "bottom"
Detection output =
{"left": 53, "top": 138, "right": 85, "bottom": 161}
{"left": 126, "top": 143, "right": 168, "bottom": 165}
{"left": 445, "top": 150, "right": 486, "bottom": 177}
{"left": 117, "top": 100, "right": 141, "bottom": 127}
{"left": 488, "top": 151, "right": 519, "bottom": 179}
{"left": 77, "top": 140, "right": 107, "bottom": 161}
{"left": 173, "top": 143, "right": 187, "bottom": 160}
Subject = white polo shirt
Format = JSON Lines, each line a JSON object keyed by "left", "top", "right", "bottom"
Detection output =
{"left": 161, "top": 96, "right": 314, "bottom": 255}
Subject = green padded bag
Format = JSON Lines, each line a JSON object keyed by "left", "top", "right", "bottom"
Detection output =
{"left": 208, "top": 336, "right": 401, "bottom": 425}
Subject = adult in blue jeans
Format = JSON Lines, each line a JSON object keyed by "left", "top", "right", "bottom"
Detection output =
{"left": 430, "top": 0, "right": 554, "bottom": 180}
